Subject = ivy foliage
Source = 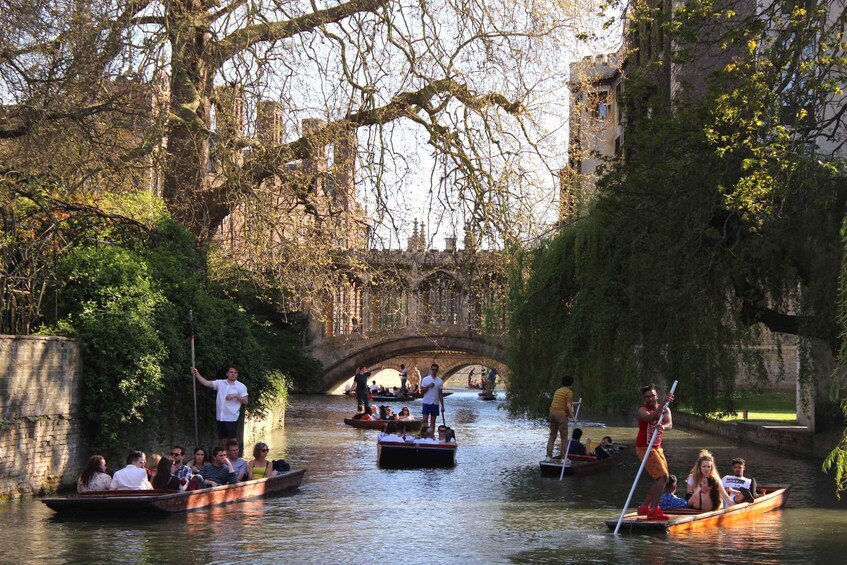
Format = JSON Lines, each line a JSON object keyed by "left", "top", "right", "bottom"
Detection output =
{"left": 506, "top": 0, "right": 846, "bottom": 420}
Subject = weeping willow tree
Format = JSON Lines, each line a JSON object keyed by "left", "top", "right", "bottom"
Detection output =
{"left": 507, "top": 0, "right": 847, "bottom": 421}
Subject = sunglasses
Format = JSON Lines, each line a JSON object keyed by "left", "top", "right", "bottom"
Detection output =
{"left": 171, "top": 452, "right": 183, "bottom": 457}
{"left": 260, "top": 448, "right": 269, "bottom": 452}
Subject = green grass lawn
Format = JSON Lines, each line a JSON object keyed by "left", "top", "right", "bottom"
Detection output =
{"left": 681, "top": 390, "right": 797, "bottom": 423}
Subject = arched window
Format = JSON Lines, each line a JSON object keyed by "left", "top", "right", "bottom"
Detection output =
{"left": 371, "top": 277, "right": 408, "bottom": 331}
{"left": 329, "top": 274, "right": 363, "bottom": 336}
{"left": 419, "top": 273, "right": 459, "bottom": 326}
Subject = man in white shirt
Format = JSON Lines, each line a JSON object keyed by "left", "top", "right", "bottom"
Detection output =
{"left": 722, "top": 457, "right": 757, "bottom": 503}
{"left": 110, "top": 451, "right": 153, "bottom": 490}
{"left": 420, "top": 363, "right": 444, "bottom": 430}
{"left": 415, "top": 426, "right": 440, "bottom": 444}
{"left": 399, "top": 363, "right": 408, "bottom": 392}
{"left": 193, "top": 364, "right": 248, "bottom": 448}
{"left": 378, "top": 422, "right": 405, "bottom": 442}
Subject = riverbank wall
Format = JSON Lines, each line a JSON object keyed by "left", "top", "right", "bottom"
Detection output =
{"left": 674, "top": 411, "right": 843, "bottom": 460}
{"left": 0, "top": 334, "right": 288, "bottom": 500}
{"left": 0, "top": 335, "right": 84, "bottom": 500}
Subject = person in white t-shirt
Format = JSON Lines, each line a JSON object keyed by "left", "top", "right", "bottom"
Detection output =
{"left": 110, "top": 451, "right": 153, "bottom": 490}
{"left": 193, "top": 364, "right": 248, "bottom": 448}
{"left": 378, "top": 422, "right": 405, "bottom": 442}
{"left": 415, "top": 426, "right": 440, "bottom": 445}
{"left": 721, "top": 457, "right": 757, "bottom": 503}
{"left": 419, "top": 363, "right": 444, "bottom": 430}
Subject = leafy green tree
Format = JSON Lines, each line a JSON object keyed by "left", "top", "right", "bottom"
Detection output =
{"left": 507, "top": 0, "right": 846, "bottom": 424}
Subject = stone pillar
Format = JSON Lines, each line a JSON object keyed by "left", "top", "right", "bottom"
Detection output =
{"left": 796, "top": 336, "right": 837, "bottom": 433}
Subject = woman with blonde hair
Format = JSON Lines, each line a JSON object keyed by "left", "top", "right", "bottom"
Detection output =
{"left": 685, "top": 450, "right": 735, "bottom": 507}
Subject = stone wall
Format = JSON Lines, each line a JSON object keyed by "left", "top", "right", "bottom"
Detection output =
{"left": 0, "top": 335, "right": 84, "bottom": 500}
{"left": 674, "top": 411, "right": 840, "bottom": 460}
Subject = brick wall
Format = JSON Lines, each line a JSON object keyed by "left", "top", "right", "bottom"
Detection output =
{"left": 0, "top": 335, "right": 84, "bottom": 499}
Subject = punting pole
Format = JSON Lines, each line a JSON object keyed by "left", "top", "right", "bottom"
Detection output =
{"left": 613, "top": 380, "right": 678, "bottom": 535}
{"left": 559, "top": 397, "right": 583, "bottom": 481}
{"left": 190, "top": 309, "right": 198, "bottom": 447}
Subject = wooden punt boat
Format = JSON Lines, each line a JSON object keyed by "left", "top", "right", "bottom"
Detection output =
{"left": 370, "top": 395, "right": 418, "bottom": 402}
{"left": 348, "top": 392, "right": 452, "bottom": 401}
{"left": 478, "top": 392, "right": 497, "bottom": 400}
{"left": 41, "top": 469, "right": 305, "bottom": 516}
{"left": 377, "top": 441, "right": 457, "bottom": 468}
{"left": 605, "top": 485, "right": 791, "bottom": 534}
{"left": 408, "top": 391, "right": 453, "bottom": 399}
{"left": 539, "top": 446, "right": 629, "bottom": 477}
{"left": 344, "top": 418, "right": 422, "bottom": 431}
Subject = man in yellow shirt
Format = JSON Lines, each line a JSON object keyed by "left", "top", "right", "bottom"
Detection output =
{"left": 546, "top": 375, "right": 575, "bottom": 462}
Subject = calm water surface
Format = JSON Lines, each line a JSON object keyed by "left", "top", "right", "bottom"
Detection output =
{"left": 3, "top": 391, "right": 847, "bottom": 564}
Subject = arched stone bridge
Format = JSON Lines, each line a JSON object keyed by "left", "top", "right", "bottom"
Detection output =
{"left": 305, "top": 242, "right": 511, "bottom": 392}
{"left": 310, "top": 327, "right": 508, "bottom": 392}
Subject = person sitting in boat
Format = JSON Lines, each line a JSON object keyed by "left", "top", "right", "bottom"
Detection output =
{"left": 190, "top": 447, "right": 208, "bottom": 473}
{"left": 566, "top": 428, "right": 587, "bottom": 456}
{"left": 110, "top": 451, "right": 153, "bottom": 490}
{"left": 77, "top": 455, "right": 112, "bottom": 493}
{"left": 658, "top": 475, "right": 688, "bottom": 510}
{"left": 225, "top": 440, "right": 249, "bottom": 482}
{"left": 368, "top": 405, "right": 380, "bottom": 419}
{"left": 378, "top": 405, "right": 389, "bottom": 420}
{"left": 392, "top": 386, "right": 410, "bottom": 399}
{"left": 145, "top": 452, "right": 161, "bottom": 483}
{"left": 152, "top": 456, "right": 187, "bottom": 491}
{"left": 685, "top": 450, "right": 735, "bottom": 507}
{"left": 369, "top": 380, "right": 380, "bottom": 394}
{"left": 171, "top": 446, "right": 192, "bottom": 480}
{"left": 594, "top": 436, "right": 619, "bottom": 460}
{"left": 247, "top": 442, "right": 277, "bottom": 480}
{"left": 397, "top": 406, "right": 415, "bottom": 421}
{"left": 415, "top": 426, "right": 440, "bottom": 445}
{"left": 378, "top": 421, "right": 405, "bottom": 442}
{"left": 721, "top": 457, "right": 757, "bottom": 503}
{"left": 399, "top": 422, "right": 416, "bottom": 442}
{"left": 199, "top": 446, "right": 237, "bottom": 487}
{"left": 437, "top": 425, "right": 457, "bottom": 444}
{"left": 688, "top": 476, "right": 721, "bottom": 511}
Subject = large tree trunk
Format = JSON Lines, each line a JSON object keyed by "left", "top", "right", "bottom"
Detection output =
{"left": 163, "top": 2, "right": 215, "bottom": 239}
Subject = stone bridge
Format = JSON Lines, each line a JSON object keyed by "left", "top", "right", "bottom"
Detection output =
{"left": 310, "top": 327, "right": 508, "bottom": 392}
{"left": 305, "top": 234, "right": 511, "bottom": 392}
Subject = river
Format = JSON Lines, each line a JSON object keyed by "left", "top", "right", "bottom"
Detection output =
{"left": 3, "top": 390, "right": 847, "bottom": 564}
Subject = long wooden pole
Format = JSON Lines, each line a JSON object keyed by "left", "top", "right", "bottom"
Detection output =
{"left": 613, "top": 380, "right": 678, "bottom": 535}
{"left": 190, "top": 309, "right": 198, "bottom": 447}
{"left": 559, "top": 397, "right": 583, "bottom": 481}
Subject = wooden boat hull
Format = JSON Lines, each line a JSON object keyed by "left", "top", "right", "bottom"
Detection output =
{"left": 344, "top": 418, "right": 422, "bottom": 430}
{"left": 407, "top": 391, "right": 453, "bottom": 399}
{"left": 377, "top": 441, "right": 457, "bottom": 468}
{"left": 370, "top": 395, "right": 418, "bottom": 402}
{"left": 539, "top": 446, "right": 629, "bottom": 477}
{"left": 41, "top": 469, "right": 305, "bottom": 516}
{"left": 605, "top": 485, "right": 791, "bottom": 533}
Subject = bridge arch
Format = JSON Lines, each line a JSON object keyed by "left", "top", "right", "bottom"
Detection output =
{"left": 319, "top": 331, "right": 507, "bottom": 391}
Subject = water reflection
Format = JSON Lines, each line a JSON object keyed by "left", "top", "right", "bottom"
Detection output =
{"left": 3, "top": 391, "right": 847, "bottom": 564}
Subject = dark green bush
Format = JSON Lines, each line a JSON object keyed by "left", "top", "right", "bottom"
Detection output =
{"left": 47, "top": 219, "right": 317, "bottom": 452}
